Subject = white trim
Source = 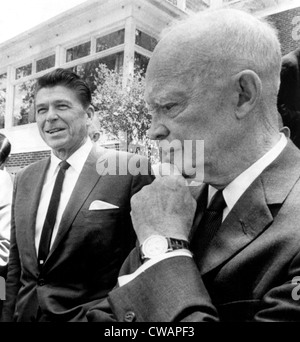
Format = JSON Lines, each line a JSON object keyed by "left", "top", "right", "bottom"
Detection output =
{"left": 93, "top": 22, "right": 126, "bottom": 41}
{"left": 63, "top": 35, "right": 92, "bottom": 52}
{"left": 5, "top": 66, "right": 14, "bottom": 129}
{"left": 60, "top": 45, "right": 125, "bottom": 69}
{"left": 134, "top": 45, "right": 152, "bottom": 58}
{"left": 123, "top": 16, "right": 136, "bottom": 87}
{"left": 135, "top": 21, "right": 160, "bottom": 41}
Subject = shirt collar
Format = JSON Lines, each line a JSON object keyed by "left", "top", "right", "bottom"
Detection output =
{"left": 49, "top": 138, "right": 93, "bottom": 177}
{"left": 208, "top": 133, "right": 288, "bottom": 210}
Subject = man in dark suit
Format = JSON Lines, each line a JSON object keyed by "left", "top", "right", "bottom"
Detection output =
{"left": 87, "top": 9, "right": 300, "bottom": 322}
{"left": 278, "top": 47, "right": 300, "bottom": 149}
{"left": 1, "top": 68, "right": 153, "bottom": 322}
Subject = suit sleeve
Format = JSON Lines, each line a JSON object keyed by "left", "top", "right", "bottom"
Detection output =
{"left": 253, "top": 249, "right": 300, "bottom": 322}
{"left": 129, "top": 155, "right": 154, "bottom": 197}
{"left": 1, "top": 174, "right": 22, "bottom": 322}
{"left": 0, "top": 171, "right": 13, "bottom": 270}
{"left": 87, "top": 247, "right": 219, "bottom": 322}
{"left": 87, "top": 242, "right": 300, "bottom": 322}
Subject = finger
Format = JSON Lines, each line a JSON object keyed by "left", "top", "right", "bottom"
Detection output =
{"left": 152, "top": 162, "right": 182, "bottom": 178}
{"left": 155, "top": 174, "right": 187, "bottom": 190}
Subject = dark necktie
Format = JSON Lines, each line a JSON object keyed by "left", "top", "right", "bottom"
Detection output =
{"left": 38, "top": 160, "right": 70, "bottom": 267}
{"left": 191, "top": 189, "right": 226, "bottom": 261}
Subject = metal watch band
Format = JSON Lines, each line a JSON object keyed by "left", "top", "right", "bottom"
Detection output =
{"left": 168, "top": 237, "right": 190, "bottom": 251}
{"left": 140, "top": 236, "right": 190, "bottom": 260}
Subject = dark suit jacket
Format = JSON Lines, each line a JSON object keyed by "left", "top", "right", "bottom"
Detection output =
{"left": 2, "top": 145, "right": 153, "bottom": 322}
{"left": 278, "top": 48, "right": 300, "bottom": 148}
{"left": 87, "top": 141, "right": 300, "bottom": 322}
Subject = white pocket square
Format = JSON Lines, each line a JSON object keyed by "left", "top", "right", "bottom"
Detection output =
{"left": 89, "top": 200, "right": 119, "bottom": 210}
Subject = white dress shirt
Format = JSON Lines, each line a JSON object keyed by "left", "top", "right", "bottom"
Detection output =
{"left": 35, "top": 138, "right": 93, "bottom": 254}
{"left": 118, "top": 133, "right": 288, "bottom": 286}
{"left": 209, "top": 133, "right": 287, "bottom": 221}
{"left": 0, "top": 169, "right": 13, "bottom": 266}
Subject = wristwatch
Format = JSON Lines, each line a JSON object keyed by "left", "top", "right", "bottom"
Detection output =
{"left": 140, "top": 235, "right": 190, "bottom": 260}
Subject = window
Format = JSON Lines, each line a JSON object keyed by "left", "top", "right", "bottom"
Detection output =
{"left": 96, "top": 29, "right": 125, "bottom": 52}
{"left": 167, "top": 0, "right": 177, "bottom": 5}
{"left": 0, "top": 73, "right": 7, "bottom": 128}
{"left": 36, "top": 54, "right": 55, "bottom": 73}
{"left": 0, "top": 73, "right": 7, "bottom": 89}
{"left": 69, "top": 52, "right": 124, "bottom": 94}
{"left": 97, "top": 52, "right": 124, "bottom": 73}
{"left": 0, "top": 89, "right": 6, "bottom": 128}
{"left": 66, "top": 41, "right": 91, "bottom": 62}
{"left": 135, "top": 30, "right": 158, "bottom": 52}
{"left": 200, "top": 0, "right": 210, "bottom": 6}
{"left": 16, "top": 63, "right": 32, "bottom": 79}
{"left": 134, "top": 53, "right": 150, "bottom": 74}
{"left": 13, "top": 80, "right": 36, "bottom": 126}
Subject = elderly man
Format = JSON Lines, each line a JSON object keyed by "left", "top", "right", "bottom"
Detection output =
{"left": 87, "top": 9, "right": 300, "bottom": 322}
{"left": 1, "top": 68, "right": 153, "bottom": 322}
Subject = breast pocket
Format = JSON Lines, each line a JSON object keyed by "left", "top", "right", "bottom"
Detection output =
{"left": 69, "top": 207, "right": 130, "bottom": 255}
{"left": 80, "top": 208, "right": 122, "bottom": 224}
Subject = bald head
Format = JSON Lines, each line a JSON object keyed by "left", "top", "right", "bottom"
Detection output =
{"left": 145, "top": 9, "right": 283, "bottom": 186}
{"left": 147, "top": 9, "right": 281, "bottom": 95}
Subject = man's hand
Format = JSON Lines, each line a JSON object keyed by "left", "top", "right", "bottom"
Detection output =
{"left": 130, "top": 175, "right": 197, "bottom": 244}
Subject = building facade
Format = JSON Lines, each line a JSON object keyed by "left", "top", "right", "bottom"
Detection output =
{"left": 0, "top": 0, "right": 299, "bottom": 173}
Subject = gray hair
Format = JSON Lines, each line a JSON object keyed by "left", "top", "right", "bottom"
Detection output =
{"left": 160, "top": 9, "right": 281, "bottom": 92}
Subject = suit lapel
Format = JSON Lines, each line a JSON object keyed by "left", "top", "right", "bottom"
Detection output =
{"left": 26, "top": 158, "right": 50, "bottom": 262}
{"left": 198, "top": 141, "right": 300, "bottom": 275}
{"left": 198, "top": 177, "right": 273, "bottom": 274}
{"left": 45, "top": 145, "right": 102, "bottom": 264}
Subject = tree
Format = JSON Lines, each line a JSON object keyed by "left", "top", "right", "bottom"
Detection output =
{"left": 92, "top": 64, "right": 158, "bottom": 162}
{"left": 0, "top": 89, "right": 5, "bottom": 128}
{"left": 16, "top": 79, "right": 35, "bottom": 125}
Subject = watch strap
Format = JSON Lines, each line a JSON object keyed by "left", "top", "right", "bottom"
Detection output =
{"left": 140, "top": 236, "right": 190, "bottom": 260}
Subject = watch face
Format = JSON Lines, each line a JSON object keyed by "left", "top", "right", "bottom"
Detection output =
{"left": 142, "top": 235, "right": 169, "bottom": 258}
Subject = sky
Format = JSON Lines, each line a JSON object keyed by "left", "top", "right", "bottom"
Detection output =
{"left": 0, "top": 0, "right": 88, "bottom": 44}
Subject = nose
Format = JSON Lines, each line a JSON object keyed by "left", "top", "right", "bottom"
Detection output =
{"left": 147, "top": 121, "right": 170, "bottom": 141}
{"left": 46, "top": 106, "right": 58, "bottom": 122}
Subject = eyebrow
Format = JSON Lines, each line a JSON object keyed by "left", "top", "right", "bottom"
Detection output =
{"left": 36, "top": 99, "right": 73, "bottom": 108}
{"left": 146, "top": 90, "right": 188, "bottom": 105}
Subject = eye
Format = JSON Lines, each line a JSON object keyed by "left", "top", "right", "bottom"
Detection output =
{"left": 37, "top": 108, "right": 47, "bottom": 115}
{"left": 163, "top": 103, "right": 176, "bottom": 111}
{"left": 57, "top": 104, "right": 69, "bottom": 110}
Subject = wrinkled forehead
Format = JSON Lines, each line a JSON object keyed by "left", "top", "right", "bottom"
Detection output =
{"left": 35, "top": 85, "right": 83, "bottom": 107}
{"left": 145, "top": 42, "right": 201, "bottom": 103}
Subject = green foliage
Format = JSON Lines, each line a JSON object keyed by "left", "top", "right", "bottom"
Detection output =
{"left": 0, "top": 90, "right": 5, "bottom": 116}
{"left": 16, "top": 79, "right": 35, "bottom": 125}
{"left": 92, "top": 64, "right": 158, "bottom": 162}
{"left": 0, "top": 90, "right": 5, "bottom": 127}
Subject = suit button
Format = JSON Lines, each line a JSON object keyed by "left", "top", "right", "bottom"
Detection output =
{"left": 124, "top": 311, "right": 136, "bottom": 322}
{"left": 37, "top": 278, "right": 45, "bottom": 286}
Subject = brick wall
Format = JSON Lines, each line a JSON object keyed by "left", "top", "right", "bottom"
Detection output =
{"left": 6, "top": 150, "right": 51, "bottom": 175}
{"left": 267, "top": 7, "right": 300, "bottom": 56}
{"left": 5, "top": 144, "right": 120, "bottom": 175}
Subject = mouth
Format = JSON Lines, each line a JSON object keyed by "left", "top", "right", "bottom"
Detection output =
{"left": 45, "top": 128, "right": 65, "bottom": 135}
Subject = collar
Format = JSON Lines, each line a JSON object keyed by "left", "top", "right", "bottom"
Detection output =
{"left": 208, "top": 133, "right": 288, "bottom": 211}
{"left": 49, "top": 138, "right": 93, "bottom": 177}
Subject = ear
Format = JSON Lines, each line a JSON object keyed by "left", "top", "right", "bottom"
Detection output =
{"left": 86, "top": 106, "right": 95, "bottom": 126}
{"left": 232, "top": 70, "right": 262, "bottom": 119}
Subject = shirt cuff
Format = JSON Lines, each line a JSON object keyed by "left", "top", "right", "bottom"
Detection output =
{"left": 118, "top": 249, "right": 193, "bottom": 287}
